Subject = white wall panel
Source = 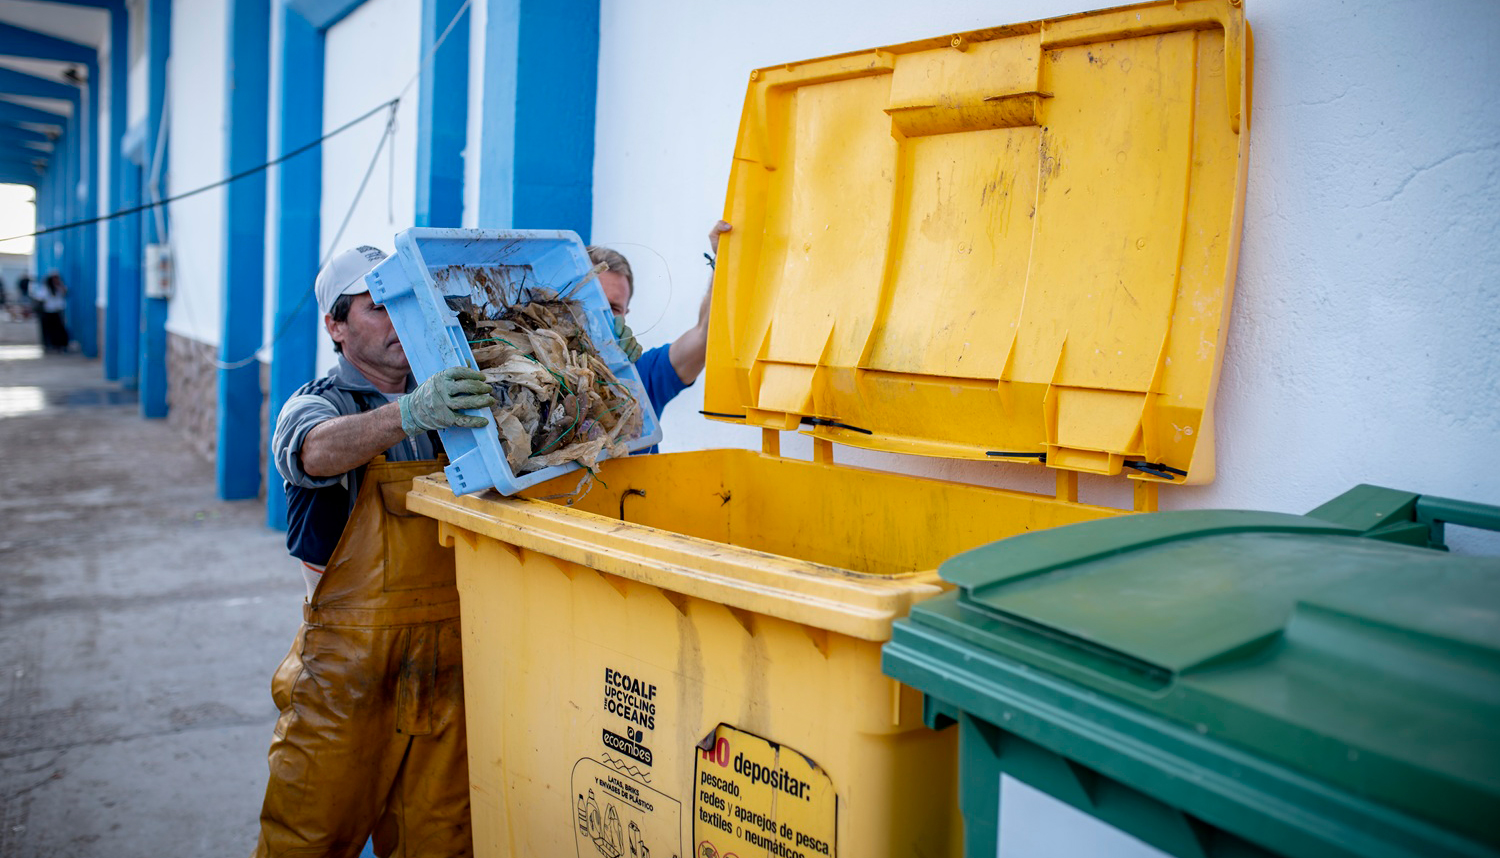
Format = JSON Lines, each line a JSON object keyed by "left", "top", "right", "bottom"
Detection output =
{"left": 127, "top": 55, "right": 145, "bottom": 127}
{"left": 462, "top": 0, "right": 484, "bottom": 229}
{"left": 163, "top": 0, "right": 228, "bottom": 347}
{"left": 260, "top": 4, "right": 282, "bottom": 358}
{"left": 127, "top": 0, "right": 146, "bottom": 127}
{"left": 317, "top": 0, "right": 422, "bottom": 375}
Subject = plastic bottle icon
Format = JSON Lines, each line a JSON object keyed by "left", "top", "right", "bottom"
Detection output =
{"left": 585, "top": 790, "right": 603, "bottom": 842}
{"left": 629, "top": 820, "right": 649, "bottom": 858}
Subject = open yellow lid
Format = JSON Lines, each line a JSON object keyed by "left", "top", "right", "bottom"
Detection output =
{"left": 704, "top": 0, "right": 1251, "bottom": 485}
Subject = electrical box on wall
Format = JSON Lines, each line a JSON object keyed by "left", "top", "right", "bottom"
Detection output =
{"left": 144, "top": 244, "right": 172, "bottom": 299}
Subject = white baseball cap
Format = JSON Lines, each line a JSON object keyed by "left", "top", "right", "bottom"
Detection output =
{"left": 315, "top": 245, "right": 388, "bottom": 317}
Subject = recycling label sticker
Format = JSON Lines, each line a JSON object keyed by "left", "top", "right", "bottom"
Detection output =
{"left": 692, "top": 724, "right": 837, "bottom": 858}
{"left": 573, "top": 757, "right": 681, "bottom": 858}
{"left": 572, "top": 663, "right": 679, "bottom": 857}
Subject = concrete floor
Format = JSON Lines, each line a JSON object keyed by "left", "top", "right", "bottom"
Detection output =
{"left": 0, "top": 318, "right": 305, "bottom": 857}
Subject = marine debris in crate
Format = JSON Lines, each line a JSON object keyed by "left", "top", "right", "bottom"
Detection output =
{"left": 435, "top": 264, "right": 643, "bottom": 478}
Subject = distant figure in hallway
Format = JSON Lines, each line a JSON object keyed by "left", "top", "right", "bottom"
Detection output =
{"left": 30, "top": 272, "right": 69, "bottom": 353}
{"left": 11, "top": 274, "right": 33, "bottom": 321}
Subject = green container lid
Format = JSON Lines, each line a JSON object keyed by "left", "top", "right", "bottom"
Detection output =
{"left": 885, "top": 486, "right": 1500, "bottom": 858}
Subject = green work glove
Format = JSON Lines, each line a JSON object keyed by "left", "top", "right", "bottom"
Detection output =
{"left": 613, "top": 314, "right": 643, "bottom": 362}
{"left": 398, "top": 366, "right": 496, "bottom": 436}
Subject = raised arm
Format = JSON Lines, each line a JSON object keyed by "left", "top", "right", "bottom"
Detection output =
{"left": 278, "top": 367, "right": 495, "bottom": 481}
{"left": 667, "top": 220, "right": 731, "bottom": 384}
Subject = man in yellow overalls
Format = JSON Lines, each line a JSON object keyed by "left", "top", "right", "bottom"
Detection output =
{"left": 252, "top": 246, "right": 496, "bottom": 857}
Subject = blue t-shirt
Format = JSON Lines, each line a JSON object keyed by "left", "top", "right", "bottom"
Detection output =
{"left": 635, "top": 344, "right": 689, "bottom": 454}
{"left": 637, "top": 344, "right": 688, "bottom": 416}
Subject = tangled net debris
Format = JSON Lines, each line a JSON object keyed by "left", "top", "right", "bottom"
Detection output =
{"left": 436, "top": 264, "right": 642, "bottom": 479}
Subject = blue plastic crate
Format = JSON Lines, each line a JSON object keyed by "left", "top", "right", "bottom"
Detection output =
{"left": 365, "top": 227, "right": 662, "bottom": 496}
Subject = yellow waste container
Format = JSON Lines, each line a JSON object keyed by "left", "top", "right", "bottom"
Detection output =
{"left": 408, "top": 2, "right": 1252, "bottom": 856}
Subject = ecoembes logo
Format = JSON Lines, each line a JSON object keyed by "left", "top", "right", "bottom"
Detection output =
{"left": 602, "top": 726, "right": 652, "bottom": 766}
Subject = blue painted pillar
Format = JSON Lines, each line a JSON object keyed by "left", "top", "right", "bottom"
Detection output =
{"left": 415, "top": 0, "right": 468, "bottom": 227}
{"left": 61, "top": 108, "right": 79, "bottom": 349}
{"left": 265, "top": 2, "right": 325, "bottom": 529}
{"left": 105, "top": 2, "right": 132, "bottom": 381}
{"left": 140, "top": 0, "right": 171, "bottom": 419}
{"left": 62, "top": 82, "right": 98, "bottom": 360}
{"left": 78, "top": 59, "right": 100, "bottom": 359}
{"left": 63, "top": 116, "right": 83, "bottom": 349}
{"left": 56, "top": 109, "right": 72, "bottom": 346}
{"left": 480, "top": 0, "right": 598, "bottom": 238}
{"left": 55, "top": 132, "right": 66, "bottom": 278}
{"left": 217, "top": 0, "right": 271, "bottom": 500}
{"left": 33, "top": 140, "right": 47, "bottom": 279}
{"left": 34, "top": 162, "right": 50, "bottom": 281}
{"left": 44, "top": 135, "right": 58, "bottom": 278}
{"left": 45, "top": 162, "right": 57, "bottom": 277}
{"left": 119, "top": 154, "right": 142, "bottom": 389}
{"left": 72, "top": 114, "right": 85, "bottom": 348}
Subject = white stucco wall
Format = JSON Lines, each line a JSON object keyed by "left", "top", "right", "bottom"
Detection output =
{"left": 162, "top": 0, "right": 228, "bottom": 347}
{"left": 127, "top": 0, "right": 145, "bottom": 128}
{"left": 127, "top": 55, "right": 145, "bottom": 128}
{"left": 316, "top": 0, "right": 422, "bottom": 375}
{"left": 593, "top": 0, "right": 1500, "bottom": 553}
{"left": 462, "top": 0, "right": 485, "bottom": 229}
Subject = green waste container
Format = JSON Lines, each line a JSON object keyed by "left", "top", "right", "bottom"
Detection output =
{"left": 883, "top": 484, "right": 1500, "bottom": 858}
